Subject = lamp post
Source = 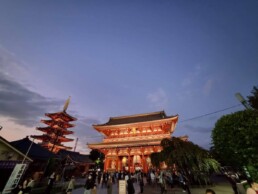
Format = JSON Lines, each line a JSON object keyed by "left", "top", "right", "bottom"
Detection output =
{"left": 235, "top": 93, "right": 252, "bottom": 110}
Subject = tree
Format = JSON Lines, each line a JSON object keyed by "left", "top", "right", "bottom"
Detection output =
{"left": 212, "top": 110, "right": 258, "bottom": 181}
{"left": 247, "top": 86, "right": 258, "bottom": 110}
{"left": 152, "top": 137, "right": 220, "bottom": 185}
{"left": 89, "top": 149, "right": 105, "bottom": 170}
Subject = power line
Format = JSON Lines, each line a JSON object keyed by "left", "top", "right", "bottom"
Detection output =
{"left": 179, "top": 104, "right": 242, "bottom": 123}
{"left": 81, "top": 104, "right": 243, "bottom": 139}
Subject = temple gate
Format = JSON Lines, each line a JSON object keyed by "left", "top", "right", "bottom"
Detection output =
{"left": 88, "top": 111, "right": 178, "bottom": 173}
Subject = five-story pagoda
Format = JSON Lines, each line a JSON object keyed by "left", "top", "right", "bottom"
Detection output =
{"left": 32, "top": 97, "right": 77, "bottom": 153}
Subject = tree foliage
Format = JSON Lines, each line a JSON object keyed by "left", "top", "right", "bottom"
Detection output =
{"left": 89, "top": 149, "right": 105, "bottom": 161}
{"left": 152, "top": 137, "right": 220, "bottom": 185}
{"left": 247, "top": 86, "right": 258, "bottom": 110}
{"left": 212, "top": 110, "right": 258, "bottom": 181}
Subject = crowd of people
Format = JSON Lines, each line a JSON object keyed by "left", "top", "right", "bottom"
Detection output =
{"left": 10, "top": 169, "right": 258, "bottom": 194}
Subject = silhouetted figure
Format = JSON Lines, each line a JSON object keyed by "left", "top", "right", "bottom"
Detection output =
{"left": 127, "top": 177, "right": 135, "bottom": 194}
{"left": 139, "top": 177, "right": 144, "bottom": 193}
{"left": 45, "top": 172, "right": 56, "bottom": 194}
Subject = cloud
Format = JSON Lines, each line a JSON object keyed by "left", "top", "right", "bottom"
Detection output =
{"left": 0, "top": 72, "right": 63, "bottom": 127}
{"left": 63, "top": 116, "right": 104, "bottom": 154}
{"left": 147, "top": 88, "right": 168, "bottom": 109}
{"left": 0, "top": 46, "right": 29, "bottom": 81}
{"left": 203, "top": 79, "right": 214, "bottom": 96}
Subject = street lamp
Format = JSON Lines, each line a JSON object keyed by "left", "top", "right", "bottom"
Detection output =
{"left": 235, "top": 93, "right": 252, "bottom": 110}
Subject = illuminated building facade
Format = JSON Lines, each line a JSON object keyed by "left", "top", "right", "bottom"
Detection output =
{"left": 88, "top": 111, "right": 178, "bottom": 173}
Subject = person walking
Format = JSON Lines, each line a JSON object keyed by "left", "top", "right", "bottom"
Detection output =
{"left": 139, "top": 176, "right": 144, "bottom": 194}
{"left": 66, "top": 176, "right": 75, "bottom": 194}
{"left": 45, "top": 172, "right": 56, "bottom": 194}
{"left": 161, "top": 174, "right": 167, "bottom": 194}
{"left": 23, "top": 177, "right": 35, "bottom": 194}
{"left": 127, "top": 177, "right": 135, "bottom": 194}
{"left": 84, "top": 175, "right": 94, "bottom": 194}
{"left": 107, "top": 177, "right": 112, "bottom": 194}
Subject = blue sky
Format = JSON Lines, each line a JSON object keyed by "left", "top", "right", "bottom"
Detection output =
{"left": 0, "top": 1, "right": 257, "bottom": 153}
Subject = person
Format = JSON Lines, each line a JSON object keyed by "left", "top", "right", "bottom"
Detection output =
{"left": 150, "top": 171, "right": 155, "bottom": 186}
{"left": 45, "top": 172, "right": 56, "bottom": 194}
{"left": 139, "top": 177, "right": 144, "bottom": 194}
{"left": 226, "top": 174, "right": 238, "bottom": 194}
{"left": 206, "top": 188, "right": 216, "bottom": 194}
{"left": 23, "top": 177, "right": 35, "bottom": 194}
{"left": 161, "top": 174, "right": 167, "bottom": 194}
{"left": 84, "top": 175, "right": 94, "bottom": 194}
{"left": 127, "top": 177, "right": 135, "bottom": 194}
{"left": 246, "top": 179, "right": 258, "bottom": 194}
{"left": 66, "top": 176, "right": 75, "bottom": 194}
{"left": 107, "top": 177, "right": 112, "bottom": 194}
{"left": 178, "top": 172, "right": 191, "bottom": 194}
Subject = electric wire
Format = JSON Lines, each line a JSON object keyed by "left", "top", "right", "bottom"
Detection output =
{"left": 179, "top": 104, "right": 242, "bottom": 123}
{"left": 84, "top": 104, "right": 243, "bottom": 139}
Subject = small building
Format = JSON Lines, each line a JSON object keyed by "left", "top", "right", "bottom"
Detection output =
{"left": 0, "top": 136, "right": 32, "bottom": 192}
{"left": 88, "top": 111, "right": 178, "bottom": 173}
{"left": 57, "top": 149, "right": 94, "bottom": 178}
{"left": 10, "top": 136, "right": 56, "bottom": 179}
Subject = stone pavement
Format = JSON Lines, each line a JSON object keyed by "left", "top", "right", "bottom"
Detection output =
{"left": 71, "top": 178, "right": 235, "bottom": 194}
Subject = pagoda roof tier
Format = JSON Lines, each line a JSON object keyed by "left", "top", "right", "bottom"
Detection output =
{"left": 41, "top": 120, "right": 75, "bottom": 128}
{"left": 88, "top": 138, "right": 163, "bottom": 149}
{"left": 36, "top": 127, "right": 74, "bottom": 135}
{"left": 45, "top": 111, "right": 77, "bottom": 122}
{"left": 40, "top": 142, "right": 72, "bottom": 150}
{"left": 93, "top": 111, "right": 178, "bottom": 127}
{"left": 31, "top": 134, "right": 73, "bottom": 142}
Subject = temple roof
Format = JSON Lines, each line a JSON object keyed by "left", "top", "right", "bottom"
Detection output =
{"left": 46, "top": 111, "right": 77, "bottom": 122}
{"left": 93, "top": 111, "right": 178, "bottom": 127}
{"left": 31, "top": 134, "right": 73, "bottom": 142}
{"left": 0, "top": 136, "right": 33, "bottom": 162}
{"left": 57, "top": 149, "right": 93, "bottom": 164}
{"left": 88, "top": 138, "right": 163, "bottom": 149}
{"left": 10, "top": 137, "right": 56, "bottom": 160}
{"left": 41, "top": 120, "right": 75, "bottom": 128}
{"left": 40, "top": 142, "right": 73, "bottom": 150}
{"left": 36, "top": 127, "right": 74, "bottom": 135}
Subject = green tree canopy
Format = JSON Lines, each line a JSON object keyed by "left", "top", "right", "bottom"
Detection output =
{"left": 212, "top": 110, "right": 258, "bottom": 180}
{"left": 247, "top": 86, "right": 258, "bottom": 110}
{"left": 151, "top": 137, "right": 220, "bottom": 184}
{"left": 89, "top": 149, "right": 105, "bottom": 161}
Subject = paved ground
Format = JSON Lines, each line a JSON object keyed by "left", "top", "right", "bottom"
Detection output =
{"left": 71, "top": 176, "right": 235, "bottom": 194}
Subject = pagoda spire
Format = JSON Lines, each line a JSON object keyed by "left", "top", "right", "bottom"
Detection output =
{"left": 63, "top": 96, "right": 71, "bottom": 112}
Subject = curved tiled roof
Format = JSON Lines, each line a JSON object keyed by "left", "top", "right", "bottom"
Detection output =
{"left": 10, "top": 137, "right": 56, "bottom": 160}
{"left": 94, "top": 111, "right": 178, "bottom": 126}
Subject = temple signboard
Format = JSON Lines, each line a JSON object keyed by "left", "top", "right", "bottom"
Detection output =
{"left": 118, "top": 180, "right": 126, "bottom": 194}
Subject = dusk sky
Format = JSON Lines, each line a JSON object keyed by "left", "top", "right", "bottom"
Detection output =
{"left": 0, "top": 1, "right": 257, "bottom": 154}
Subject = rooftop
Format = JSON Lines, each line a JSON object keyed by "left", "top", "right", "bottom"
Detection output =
{"left": 94, "top": 111, "right": 178, "bottom": 126}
